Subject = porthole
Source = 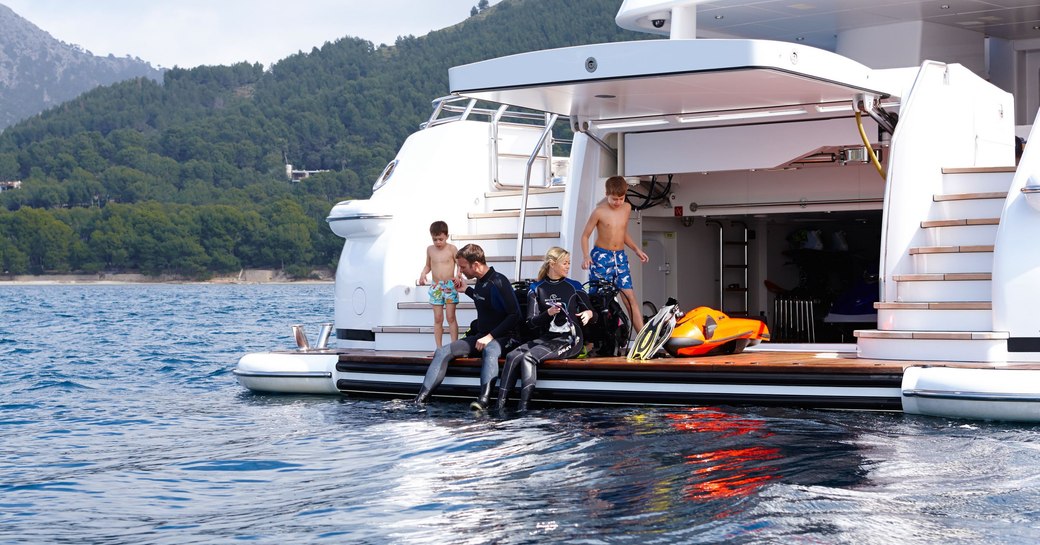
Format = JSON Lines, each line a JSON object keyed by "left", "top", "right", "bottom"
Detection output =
{"left": 372, "top": 159, "right": 398, "bottom": 192}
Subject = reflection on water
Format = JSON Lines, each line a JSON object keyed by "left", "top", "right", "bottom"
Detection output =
{"left": 685, "top": 446, "right": 782, "bottom": 501}
{"left": 668, "top": 410, "right": 781, "bottom": 503}
{"left": 2, "top": 285, "right": 1040, "bottom": 544}
{"left": 666, "top": 409, "right": 772, "bottom": 438}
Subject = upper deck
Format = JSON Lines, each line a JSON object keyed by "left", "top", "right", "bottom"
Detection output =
{"left": 448, "top": 39, "right": 907, "bottom": 125}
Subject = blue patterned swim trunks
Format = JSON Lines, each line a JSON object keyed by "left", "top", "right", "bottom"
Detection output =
{"left": 590, "top": 246, "right": 632, "bottom": 290}
{"left": 428, "top": 280, "right": 459, "bottom": 306}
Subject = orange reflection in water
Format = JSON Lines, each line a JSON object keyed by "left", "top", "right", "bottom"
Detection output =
{"left": 665, "top": 410, "right": 774, "bottom": 439}
{"left": 684, "top": 446, "right": 781, "bottom": 500}
{"left": 665, "top": 409, "right": 781, "bottom": 502}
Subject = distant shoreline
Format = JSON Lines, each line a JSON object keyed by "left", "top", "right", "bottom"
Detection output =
{"left": 0, "top": 269, "right": 334, "bottom": 285}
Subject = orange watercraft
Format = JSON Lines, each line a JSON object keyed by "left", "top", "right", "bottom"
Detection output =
{"left": 664, "top": 307, "right": 770, "bottom": 357}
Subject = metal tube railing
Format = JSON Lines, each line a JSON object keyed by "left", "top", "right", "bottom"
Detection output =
{"left": 425, "top": 95, "right": 553, "bottom": 128}
{"left": 490, "top": 105, "right": 509, "bottom": 186}
{"left": 514, "top": 113, "right": 558, "bottom": 280}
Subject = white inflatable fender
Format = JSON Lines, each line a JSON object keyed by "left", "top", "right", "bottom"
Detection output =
{"left": 902, "top": 366, "right": 1040, "bottom": 422}
{"left": 234, "top": 352, "right": 340, "bottom": 394}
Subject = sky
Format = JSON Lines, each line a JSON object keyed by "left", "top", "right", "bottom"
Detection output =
{"left": 3, "top": 0, "right": 500, "bottom": 69}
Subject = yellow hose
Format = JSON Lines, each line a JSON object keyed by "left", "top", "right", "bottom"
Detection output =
{"left": 855, "top": 110, "right": 887, "bottom": 180}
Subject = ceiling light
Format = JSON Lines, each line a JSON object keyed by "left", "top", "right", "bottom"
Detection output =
{"left": 679, "top": 108, "right": 807, "bottom": 123}
{"left": 594, "top": 119, "right": 670, "bottom": 129}
{"left": 816, "top": 104, "right": 852, "bottom": 113}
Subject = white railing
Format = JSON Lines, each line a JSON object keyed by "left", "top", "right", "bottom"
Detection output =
{"left": 424, "top": 96, "right": 571, "bottom": 278}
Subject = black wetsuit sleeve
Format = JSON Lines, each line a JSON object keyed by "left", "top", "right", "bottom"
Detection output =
{"left": 574, "top": 288, "right": 597, "bottom": 325}
{"left": 487, "top": 274, "right": 520, "bottom": 340}
{"left": 528, "top": 288, "right": 551, "bottom": 330}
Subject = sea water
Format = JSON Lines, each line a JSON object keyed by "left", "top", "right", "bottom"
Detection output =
{"left": 2, "top": 284, "right": 1040, "bottom": 544}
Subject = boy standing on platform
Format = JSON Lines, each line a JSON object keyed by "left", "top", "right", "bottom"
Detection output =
{"left": 580, "top": 176, "right": 649, "bottom": 332}
{"left": 418, "top": 220, "right": 461, "bottom": 348}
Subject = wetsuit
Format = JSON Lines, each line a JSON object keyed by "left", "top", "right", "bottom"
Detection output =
{"left": 416, "top": 266, "right": 520, "bottom": 405}
{"left": 498, "top": 277, "right": 596, "bottom": 411}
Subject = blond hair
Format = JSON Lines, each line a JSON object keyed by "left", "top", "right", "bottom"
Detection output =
{"left": 536, "top": 246, "right": 570, "bottom": 281}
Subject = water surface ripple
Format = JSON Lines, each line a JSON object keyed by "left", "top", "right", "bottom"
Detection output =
{"left": 2, "top": 284, "right": 1039, "bottom": 544}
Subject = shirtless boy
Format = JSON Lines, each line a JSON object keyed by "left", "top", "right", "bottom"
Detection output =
{"left": 418, "top": 221, "right": 461, "bottom": 348}
{"left": 580, "top": 176, "right": 650, "bottom": 332}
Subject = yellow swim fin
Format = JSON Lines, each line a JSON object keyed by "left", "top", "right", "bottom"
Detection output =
{"left": 627, "top": 301, "right": 679, "bottom": 361}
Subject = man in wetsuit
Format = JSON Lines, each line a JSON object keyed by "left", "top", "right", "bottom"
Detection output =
{"left": 414, "top": 243, "right": 521, "bottom": 410}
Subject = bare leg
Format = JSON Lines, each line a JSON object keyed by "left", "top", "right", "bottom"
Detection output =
{"left": 445, "top": 302, "right": 459, "bottom": 342}
{"left": 432, "top": 305, "right": 445, "bottom": 348}
{"left": 621, "top": 288, "right": 643, "bottom": 331}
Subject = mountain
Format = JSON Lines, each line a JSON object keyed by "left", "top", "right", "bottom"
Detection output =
{"left": 0, "top": 3, "right": 163, "bottom": 130}
{"left": 0, "top": 0, "right": 647, "bottom": 277}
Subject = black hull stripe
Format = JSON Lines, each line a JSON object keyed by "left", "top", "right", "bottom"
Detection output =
{"left": 337, "top": 378, "right": 900, "bottom": 410}
{"left": 335, "top": 362, "right": 901, "bottom": 389}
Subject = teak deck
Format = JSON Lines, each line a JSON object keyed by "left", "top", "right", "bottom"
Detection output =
{"left": 332, "top": 348, "right": 1039, "bottom": 373}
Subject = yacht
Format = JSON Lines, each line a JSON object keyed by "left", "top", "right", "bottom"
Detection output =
{"left": 236, "top": 0, "right": 1040, "bottom": 422}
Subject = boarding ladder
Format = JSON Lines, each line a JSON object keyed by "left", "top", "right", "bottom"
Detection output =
{"left": 706, "top": 220, "right": 750, "bottom": 317}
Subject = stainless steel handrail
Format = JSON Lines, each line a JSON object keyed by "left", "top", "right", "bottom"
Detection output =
{"left": 514, "top": 113, "right": 558, "bottom": 280}
{"left": 425, "top": 95, "right": 553, "bottom": 128}
{"left": 490, "top": 105, "right": 509, "bottom": 186}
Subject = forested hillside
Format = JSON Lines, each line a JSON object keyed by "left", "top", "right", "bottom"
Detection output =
{"left": 0, "top": 0, "right": 649, "bottom": 278}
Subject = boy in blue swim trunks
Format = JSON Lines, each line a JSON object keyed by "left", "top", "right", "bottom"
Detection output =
{"left": 580, "top": 176, "right": 650, "bottom": 332}
{"left": 418, "top": 221, "right": 462, "bottom": 348}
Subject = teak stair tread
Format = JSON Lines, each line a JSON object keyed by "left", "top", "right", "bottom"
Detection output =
{"left": 486, "top": 186, "right": 565, "bottom": 198}
{"left": 485, "top": 255, "right": 544, "bottom": 262}
{"left": 941, "top": 166, "right": 1016, "bottom": 174}
{"left": 933, "top": 192, "right": 1006, "bottom": 202}
{"left": 874, "top": 302, "right": 992, "bottom": 310}
{"left": 453, "top": 232, "right": 560, "bottom": 240}
{"left": 398, "top": 302, "right": 477, "bottom": 310}
{"left": 920, "top": 218, "right": 999, "bottom": 228}
{"left": 909, "top": 245, "right": 993, "bottom": 255}
{"left": 469, "top": 209, "right": 561, "bottom": 219}
{"left": 854, "top": 330, "right": 1008, "bottom": 340}
{"left": 892, "top": 273, "right": 991, "bottom": 281}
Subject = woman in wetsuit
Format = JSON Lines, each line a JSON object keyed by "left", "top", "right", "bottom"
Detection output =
{"left": 498, "top": 247, "right": 596, "bottom": 411}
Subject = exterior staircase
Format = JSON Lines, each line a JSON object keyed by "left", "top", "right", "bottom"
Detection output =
{"left": 855, "top": 166, "right": 1014, "bottom": 362}
{"left": 378, "top": 184, "right": 567, "bottom": 351}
